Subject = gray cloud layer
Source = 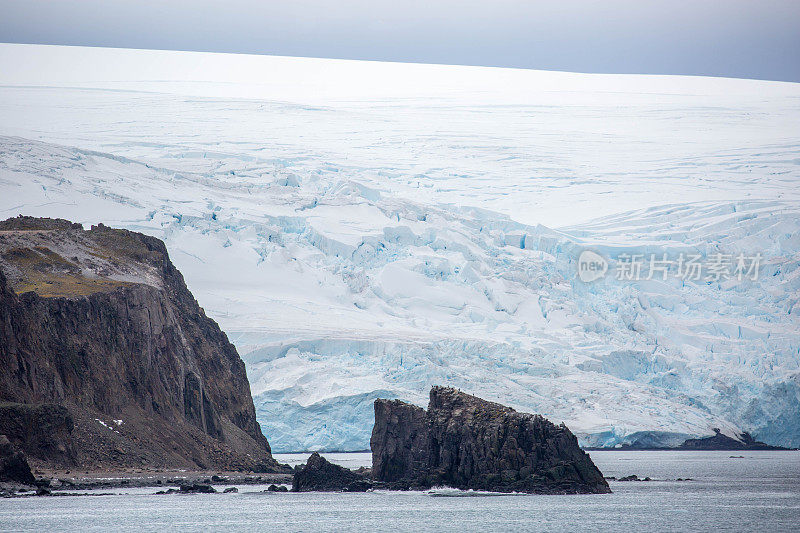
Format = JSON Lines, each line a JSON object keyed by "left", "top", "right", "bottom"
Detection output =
{"left": 1, "top": 0, "right": 798, "bottom": 82}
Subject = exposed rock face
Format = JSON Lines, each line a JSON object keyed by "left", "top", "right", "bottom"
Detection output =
{"left": 0, "top": 216, "right": 284, "bottom": 471}
{"left": 0, "top": 403, "right": 76, "bottom": 466}
{"left": 292, "top": 452, "right": 371, "bottom": 492}
{"left": 371, "top": 387, "right": 611, "bottom": 494}
{"left": 0, "top": 435, "right": 35, "bottom": 485}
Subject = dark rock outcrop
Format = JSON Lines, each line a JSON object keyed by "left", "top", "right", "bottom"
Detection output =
{"left": 371, "top": 387, "right": 611, "bottom": 494}
{"left": 617, "top": 475, "right": 651, "bottom": 482}
{"left": 0, "top": 435, "right": 35, "bottom": 485}
{"left": 292, "top": 452, "right": 371, "bottom": 492}
{"left": 179, "top": 483, "right": 216, "bottom": 494}
{"left": 0, "top": 403, "right": 76, "bottom": 466}
{"left": 679, "top": 429, "right": 786, "bottom": 450}
{"left": 0, "top": 216, "right": 285, "bottom": 472}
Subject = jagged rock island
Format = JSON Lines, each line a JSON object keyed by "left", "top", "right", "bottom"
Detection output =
{"left": 0, "top": 216, "right": 285, "bottom": 473}
{"left": 371, "top": 386, "right": 611, "bottom": 494}
{"left": 292, "top": 452, "right": 371, "bottom": 492}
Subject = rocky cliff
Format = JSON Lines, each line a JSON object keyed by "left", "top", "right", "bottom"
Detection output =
{"left": 371, "top": 386, "right": 610, "bottom": 494}
{"left": 0, "top": 216, "right": 284, "bottom": 472}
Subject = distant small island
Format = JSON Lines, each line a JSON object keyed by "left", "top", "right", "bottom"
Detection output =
{"left": 585, "top": 428, "right": 791, "bottom": 451}
{"left": 679, "top": 429, "right": 789, "bottom": 451}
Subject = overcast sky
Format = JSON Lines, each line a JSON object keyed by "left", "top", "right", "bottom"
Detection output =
{"left": 1, "top": 0, "right": 798, "bottom": 82}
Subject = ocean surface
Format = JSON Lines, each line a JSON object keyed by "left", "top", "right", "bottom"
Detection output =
{"left": 1, "top": 451, "right": 798, "bottom": 532}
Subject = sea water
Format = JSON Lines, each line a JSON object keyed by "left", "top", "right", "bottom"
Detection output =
{"left": 1, "top": 451, "right": 798, "bottom": 532}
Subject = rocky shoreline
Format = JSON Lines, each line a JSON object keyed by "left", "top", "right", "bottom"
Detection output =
{"left": 3, "top": 387, "right": 614, "bottom": 496}
{"left": 2, "top": 457, "right": 293, "bottom": 498}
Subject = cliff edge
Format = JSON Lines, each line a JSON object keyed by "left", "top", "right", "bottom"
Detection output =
{"left": 0, "top": 216, "right": 284, "bottom": 472}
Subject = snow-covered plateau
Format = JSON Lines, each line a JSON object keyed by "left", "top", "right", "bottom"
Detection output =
{"left": 1, "top": 43, "right": 799, "bottom": 451}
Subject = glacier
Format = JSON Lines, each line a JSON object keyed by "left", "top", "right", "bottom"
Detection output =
{"left": 0, "top": 43, "right": 799, "bottom": 451}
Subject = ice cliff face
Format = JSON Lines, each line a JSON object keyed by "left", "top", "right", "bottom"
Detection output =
{"left": 0, "top": 44, "right": 798, "bottom": 451}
